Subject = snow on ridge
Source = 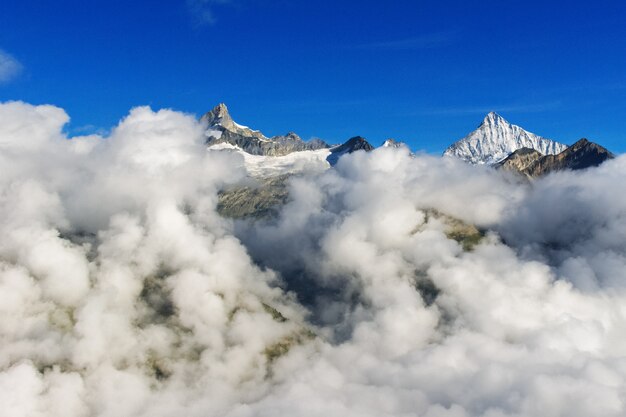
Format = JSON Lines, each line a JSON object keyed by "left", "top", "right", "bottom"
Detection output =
{"left": 209, "top": 144, "right": 331, "bottom": 177}
{"left": 444, "top": 112, "right": 568, "bottom": 165}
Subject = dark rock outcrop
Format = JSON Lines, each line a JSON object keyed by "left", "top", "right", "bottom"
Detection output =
{"left": 326, "top": 136, "right": 374, "bottom": 165}
{"left": 496, "top": 139, "right": 614, "bottom": 178}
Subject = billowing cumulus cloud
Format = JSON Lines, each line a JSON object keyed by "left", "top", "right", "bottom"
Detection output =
{"left": 1, "top": 100, "right": 625, "bottom": 417}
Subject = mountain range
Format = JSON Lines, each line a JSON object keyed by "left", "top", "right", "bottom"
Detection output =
{"left": 203, "top": 104, "right": 614, "bottom": 179}
{"left": 443, "top": 111, "right": 613, "bottom": 178}
{"left": 203, "top": 103, "right": 380, "bottom": 165}
{"left": 204, "top": 103, "right": 616, "bottom": 220}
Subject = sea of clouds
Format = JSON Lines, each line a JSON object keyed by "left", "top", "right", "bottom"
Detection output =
{"left": 1, "top": 101, "right": 625, "bottom": 417}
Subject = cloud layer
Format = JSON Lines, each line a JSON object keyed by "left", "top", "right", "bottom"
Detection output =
{"left": 1, "top": 100, "right": 625, "bottom": 417}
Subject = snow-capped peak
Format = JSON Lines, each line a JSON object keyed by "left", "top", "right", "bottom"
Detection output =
{"left": 482, "top": 111, "right": 505, "bottom": 126}
{"left": 382, "top": 138, "right": 407, "bottom": 148}
{"left": 443, "top": 112, "right": 568, "bottom": 165}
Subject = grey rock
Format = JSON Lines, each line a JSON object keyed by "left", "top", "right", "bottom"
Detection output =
{"left": 203, "top": 103, "right": 329, "bottom": 156}
{"left": 217, "top": 175, "right": 290, "bottom": 219}
{"left": 495, "top": 148, "right": 545, "bottom": 179}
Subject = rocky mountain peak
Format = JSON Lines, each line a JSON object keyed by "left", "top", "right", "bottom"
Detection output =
{"left": 382, "top": 138, "right": 411, "bottom": 149}
{"left": 284, "top": 132, "right": 301, "bottom": 141}
{"left": 213, "top": 102, "right": 229, "bottom": 115}
{"left": 326, "top": 136, "right": 374, "bottom": 166}
{"left": 202, "top": 103, "right": 268, "bottom": 141}
{"left": 444, "top": 113, "right": 568, "bottom": 165}
{"left": 203, "top": 104, "right": 329, "bottom": 156}
{"left": 569, "top": 138, "right": 592, "bottom": 150}
{"left": 382, "top": 138, "right": 401, "bottom": 147}
{"left": 203, "top": 103, "right": 232, "bottom": 128}
{"left": 344, "top": 136, "right": 374, "bottom": 151}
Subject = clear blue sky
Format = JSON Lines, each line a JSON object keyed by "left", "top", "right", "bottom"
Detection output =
{"left": 1, "top": 0, "right": 625, "bottom": 152}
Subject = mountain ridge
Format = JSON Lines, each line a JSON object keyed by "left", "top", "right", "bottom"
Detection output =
{"left": 202, "top": 104, "right": 616, "bottom": 176}
{"left": 443, "top": 112, "right": 568, "bottom": 165}
{"left": 496, "top": 138, "right": 614, "bottom": 178}
{"left": 203, "top": 103, "right": 330, "bottom": 156}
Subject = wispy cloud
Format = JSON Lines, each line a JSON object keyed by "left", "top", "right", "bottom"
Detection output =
{"left": 186, "top": 0, "right": 234, "bottom": 26}
{"left": 0, "top": 49, "right": 23, "bottom": 84}
{"left": 355, "top": 31, "right": 457, "bottom": 50}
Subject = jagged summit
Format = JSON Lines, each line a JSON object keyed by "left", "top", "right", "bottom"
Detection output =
{"left": 202, "top": 103, "right": 267, "bottom": 141}
{"left": 202, "top": 103, "right": 235, "bottom": 130}
{"left": 203, "top": 103, "right": 329, "bottom": 156}
{"left": 444, "top": 113, "right": 568, "bottom": 165}
{"left": 556, "top": 138, "right": 614, "bottom": 170}
{"left": 202, "top": 103, "right": 229, "bottom": 125}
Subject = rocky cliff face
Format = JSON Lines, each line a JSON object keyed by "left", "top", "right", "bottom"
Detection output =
{"left": 444, "top": 112, "right": 567, "bottom": 165}
{"left": 496, "top": 139, "right": 614, "bottom": 178}
{"left": 495, "top": 148, "right": 545, "bottom": 178}
{"left": 203, "top": 103, "right": 329, "bottom": 156}
{"left": 217, "top": 175, "right": 290, "bottom": 219}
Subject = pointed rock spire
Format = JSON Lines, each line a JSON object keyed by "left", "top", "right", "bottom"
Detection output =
{"left": 202, "top": 103, "right": 234, "bottom": 129}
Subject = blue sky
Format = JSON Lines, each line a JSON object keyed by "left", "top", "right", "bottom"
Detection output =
{"left": 1, "top": 0, "right": 625, "bottom": 152}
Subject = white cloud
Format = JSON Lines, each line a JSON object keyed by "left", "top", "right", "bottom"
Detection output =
{"left": 1, "top": 100, "right": 626, "bottom": 416}
{"left": 0, "top": 49, "right": 23, "bottom": 84}
{"left": 235, "top": 147, "right": 626, "bottom": 416}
